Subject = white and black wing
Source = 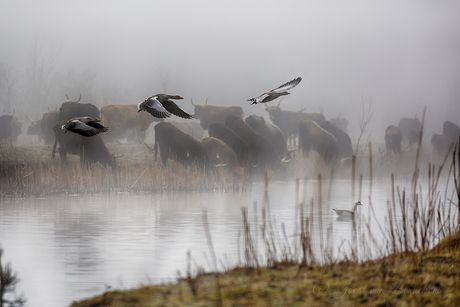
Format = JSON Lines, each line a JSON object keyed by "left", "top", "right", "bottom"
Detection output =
{"left": 247, "top": 93, "right": 271, "bottom": 105}
{"left": 271, "top": 77, "right": 302, "bottom": 93}
{"left": 138, "top": 97, "right": 171, "bottom": 118}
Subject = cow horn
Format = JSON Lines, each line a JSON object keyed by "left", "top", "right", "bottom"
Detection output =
{"left": 65, "top": 94, "right": 70, "bottom": 101}
{"left": 190, "top": 98, "right": 196, "bottom": 107}
{"left": 205, "top": 98, "right": 209, "bottom": 105}
{"left": 277, "top": 99, "right": 282, "bottom": 108}
{"left": 76, "top": 94, "right": 82, "bottom": 103}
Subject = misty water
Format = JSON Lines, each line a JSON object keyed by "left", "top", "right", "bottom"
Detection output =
{"left": 0, "top": 176, "right": 455, "bottom": 307}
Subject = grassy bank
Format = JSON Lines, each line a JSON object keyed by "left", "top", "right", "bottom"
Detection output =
{"left": 70, "top": 230, "right": 460, "bottom": 307}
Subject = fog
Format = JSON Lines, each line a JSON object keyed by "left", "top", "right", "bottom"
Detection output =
{"left": 2, "top": 0, "right": 460, "bottom": 140}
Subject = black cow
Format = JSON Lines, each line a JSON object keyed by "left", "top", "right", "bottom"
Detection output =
{"left": 318, "top": 120, "right": 353, "bottom": 159}
{"left": 385, "top": 125, "right": 402, "bottom": 155}
{"left": 265, "top": 104, "right": 325, "bottom": 146}
{"left": 443, "top": 121, "right": 460, "bottom": 142}
{"left": 0, "top": 115, "right": 13, "bottom": 143}
{"left": 209, "top": 123, "right": 250, "bottom": 167}
{"left": 154, "top": 122, "right": 208, "bottom": 168}
{"left": 28, "top": 111, "right": 60, "bottom": 145}
{"left": 52, "top": 120, "right": 116, "bottom": 170}
{"left": 245, "top": 115, "right": 289, "bottom": 161}
{"left": 0, "top": 115, "right": 22, "bottom": 144}
{"left": 431, "top": 134, "right": 454, "bottom": 156}
{"left": 225, "top": 115, "right": 280, "bottom": 172}
{"left": 398, "top": 117, "right": 421, "bottom": 141}
{"left": 299, "top": 118, "right": 339, "bottom": 164}
{"left": 59, "top": 95, "right": 100, "bottom": 121}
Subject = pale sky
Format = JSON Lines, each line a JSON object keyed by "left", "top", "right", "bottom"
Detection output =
{"left": 1, "top": 0, "right": 460, "bottom": 138}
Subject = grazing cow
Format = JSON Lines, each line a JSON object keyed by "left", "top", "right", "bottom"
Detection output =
{"left": 397, "top": 117, "right": 421, "bottom": 141}
{"left": 245, "top": 115, "right": 289, "bottom": 161}
{"left": 330, "top": 117, "right": 349, "bottom": 133}
{"left": 385, "top": 125, "right": 403, "bottom": 155}
{"left": 265, "top": 103, "right": 325, "bottom": 146}
{"left": 58, "top": 95, "right": 100, "bottom": 121}
{"left": 209, "top": 123, "right": 250, "bottom": 167}
{"left": 202, "top": 137, "right": 244, "bottom": 177}
{"left": 191, "top": 99, "right": 243, "bottom": 130}
{"left": 225, "top": 115, "right": 280, "bottom": 172}
{"left": 101, "top": 104, "right": 162, "bottom": 143}
{"left": 52, "top": 120, "right": 116, "bottom": 170}
{"left": 318, "top": 120, "right": 353, "bottom": 159}
{"left": 154, "top": 122, "right": 208, "bottom": 167}
{"left": 299, "top": 119, "right": 339, "bottom": 164}
{"left": 168, "top": 120, "right": 205, "bottom": 141}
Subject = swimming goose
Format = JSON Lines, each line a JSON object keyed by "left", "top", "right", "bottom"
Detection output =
{"left": 138, "top": 94, "right": 192, "bottom": 119}
{"left": 247, "top": 77, "right": 302, "bottom": 105}
{"left": 62, "top": 117, "right": 109, "bottom": 137}
{"left": 332, "top": 201, "right": 362, "bottom": 217}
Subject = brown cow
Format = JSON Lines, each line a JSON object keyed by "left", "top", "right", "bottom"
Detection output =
{"left": 191, "top": 99, "right": 243, "bottom": 130}
{"left": 101, "top": 104, "right": 162, "bottom": 143}
{"left": 202, "top": 137, "right": 244, "bottom": 177}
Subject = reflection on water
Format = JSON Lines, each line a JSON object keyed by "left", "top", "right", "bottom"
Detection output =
{"left": 0, "top": 177, "right": 455, "bottom": 307}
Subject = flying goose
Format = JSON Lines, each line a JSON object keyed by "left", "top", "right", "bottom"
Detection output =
{"left": 332, "top": 201, "right": 362, "bottom": 217}
{"left": 247, "top": 77, "right": 302, "bottom": 105}
{"left": 138, "top": 94, "right": 192, "bottom": 119}
{"left": 62, "top": 117, "right": 109, "bottom": 137}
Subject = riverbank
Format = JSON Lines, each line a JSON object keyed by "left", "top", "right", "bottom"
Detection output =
{"left": 70, "top": 230, "right": 459, "bottom": 306}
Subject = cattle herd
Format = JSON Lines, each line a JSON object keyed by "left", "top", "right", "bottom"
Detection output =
{"left": 1, "top": 91, "right": 459, "bottom": 177}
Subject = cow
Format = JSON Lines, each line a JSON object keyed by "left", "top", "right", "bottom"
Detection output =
{"left": 330, "top": 117, "right": 349, "bottom": 133}
{"left": 299, "top": 118, "right": 339, "bottom": 164}
{"left": 245, "top": 115, "right": 289, "bottom": 161}
{"left": 225, "top": 115, "right": 280, "bottom": 172}
{"left": 58, "top": 95, "right": 100, "bottom": 121}
{"left": 0, "top": 115, "right": 22, "bottom": 144}
{"left": 0, "top": 115, "right": 13, "bottom": 143}
{"left": 431, "top": 134, "right": 455, "bottom": 156}
{"left": 442, "top": 121, "right": 460, "bottom": 142}
{"left": 202, "top": 137, "right": 244, "bottom": 177}
{"left": 52, "top": 120, "right": 117, "bottom": 170}
{"left": 41, "top": 111, "right": 60, "bottom": 145}
{"left": 168, "top": 120, "right": 205, "bottom": 141}
{"left": 191, "top": 99, "right": 243, "bottom": 130}
{"left": 154, "top": 122, "right": 208, "bottom": 168}
{"left": 385, "top": 125, "right": 402, "bottom": 155}
{"left": 397, "top": 117, "right": 422, "bottom": 141}
{"left": 265, "top": 103, "right": 325, "bottom": 146}
{"left": 100, "top": 104, "right": 162, "bottom": 143}
{"left": 318, "top": 120, "right": 353, "bottom": 159}
{"left": 209, "top": 123, "right": 250, "bottom": 168}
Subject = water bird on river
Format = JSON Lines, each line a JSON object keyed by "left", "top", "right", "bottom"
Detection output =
{"left": 138, "top": 94, "right": 192, "bottom": 119}
{"left": 62, "top": 117, "right": 108, "bottom": 137}
{"left": 332, "top": 201, "right": 362, "bottom": 217}
{"left": 247, "top": 77, "right": 302, "bottom": 105}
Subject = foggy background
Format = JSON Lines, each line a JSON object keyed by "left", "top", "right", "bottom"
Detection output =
{"left": 1, "top": 0, "right": 460, "bottom": 141}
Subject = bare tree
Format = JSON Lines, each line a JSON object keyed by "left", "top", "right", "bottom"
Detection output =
{"left": 354, "top": 96, "right": 374, "bottom": 156}
{"left": 0, "top": 63, "right": 19, "bottom": 114}
{"left": 0, "top": 247, "right": 26, "bottom": 307}
{"left": 23, "top": 36, "right": 61, "bottom": 114}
